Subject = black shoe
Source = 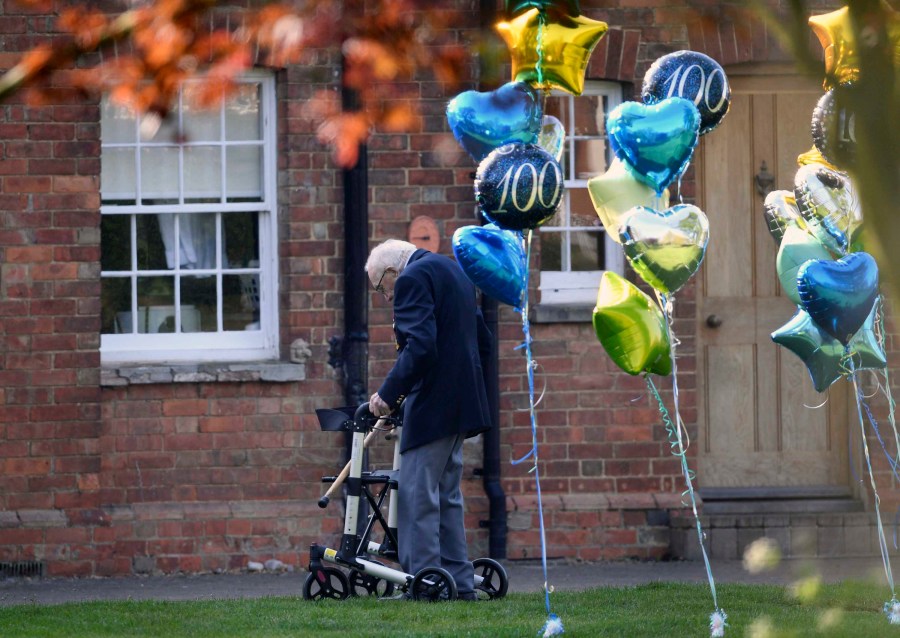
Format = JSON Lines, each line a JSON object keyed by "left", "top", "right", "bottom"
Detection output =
{"left": 457, "top": 592, "right": 478, "bottom": 601}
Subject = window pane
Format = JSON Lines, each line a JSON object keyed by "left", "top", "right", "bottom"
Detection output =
{"left": 141, "top": 147, "right": 179, "bottom": 204}
{"left": 226, "top": 84, "right": 262, "bottom": 141}
{"left": 226, "top": 146, "right": 263, "bottom": 201}
{"left": 540, "top": 231, "right": 562, "bottom": 271}
{"left": 573, "top": 94, "right": 604, "bottom": 135}
{"left": 223, "top": 212, "right": 259, "bottom": 267}
{"left": 544, "top": 95, "right": 568, "bottom": 129}
{"left": 101, "top": 277, "right": 132, "bottom": 334}
{"left": 181, "top": 275, "right": 216, "bottom": 333}
{"left": 136, "top": 276, "right": 175, "bottom": 333}
{"left": 101, "top": 215, "right": 131, "bottom": 271}
{"left": 136, "top": 215, "right": 169, "bottom": 271}
{"left": 182, "top": 85, "right": 221, "bottom": 142}
{"left": 570, "top": 230, "right": 605, "bottom": 271}
{"left": 569, "top": 189, "right": 602, "bottom": 228}
{"left": 573, "top": 138, "right": 608, "bottom": 179}
{"left": 224, "top": 274, "right": 260, "bottom": 331}
{"left": 101, "top": 99, "right": 135, "bottom": 143}
{"left": 101, "top": 148, "right": 136, "bottom": 203}
{"left": 184, "top": 146, "right": 222, "bottom": 203}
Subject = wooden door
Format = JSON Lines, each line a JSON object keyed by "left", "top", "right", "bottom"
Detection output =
{"left": 697, "top": 69, "right": 849, "bottom": 492}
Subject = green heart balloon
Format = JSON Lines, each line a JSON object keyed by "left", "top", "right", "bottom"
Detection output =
{"left": 587, "top": 158, "right": 669, "bottom": 243}
{"left": 619, "top": 204, "right": 710, "bottom": 294}
{"left": 592, "top": 271, "right": 671, "bottom": 376}
{"left": 776, "top": 226, "right": 834, "bottom": 304}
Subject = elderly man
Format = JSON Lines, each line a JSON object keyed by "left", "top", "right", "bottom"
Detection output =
{"left": 366, "top": 238, "right": 493, "bottom": 601}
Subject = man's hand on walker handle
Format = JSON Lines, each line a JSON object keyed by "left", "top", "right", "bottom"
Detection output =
{"left": 368, "top": 392, "right": 391, "bottom": 417}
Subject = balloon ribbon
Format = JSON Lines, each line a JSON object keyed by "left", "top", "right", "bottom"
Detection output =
{"left": 651, "top": 292, "right": 725, "bottom": 637}
{"left": 510, "top": 230, "right": 563, "bottom": 636}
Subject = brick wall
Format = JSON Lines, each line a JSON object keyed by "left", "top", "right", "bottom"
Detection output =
{"left": 3, "top": 0, "right": 895, "bottom": 577}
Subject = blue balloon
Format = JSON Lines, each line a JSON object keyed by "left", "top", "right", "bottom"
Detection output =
{"left": 606, "top": 97, "right": 700, "bottom": 195}
{"left": 641, "top": 50, "right": 731, "bottom": 135}
{"left": 452, "top": 225, "right": 526, "bottom": 308}
{"left": 475, "top": 143, "right": 563, "bottom": 230}
{"left": 446, "top": 81, "right": 543, "bottom": 162}
{"left": 797, "top": 252, "right": 879, "bottom": 345}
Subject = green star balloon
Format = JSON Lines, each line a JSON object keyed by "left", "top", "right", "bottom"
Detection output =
{"left": 593, "top": 271, "right": 671, "bottom": 376}
{"left": 771, "top": 304, "right": 885, "bottom": 393}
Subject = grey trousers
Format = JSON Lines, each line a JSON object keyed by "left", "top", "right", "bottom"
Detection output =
{"left": 398, "top": 432, "right": 474, "bottom": 595}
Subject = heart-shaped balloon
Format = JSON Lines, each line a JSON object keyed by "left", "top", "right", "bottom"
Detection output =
{"left": 452, "top": 225, "right": 526, "bottom": 308}
{"left": 446, "top": 81, "right": 543, "bottom": 162}
{"left": 794, "top": 163, "right": 862, "bottom": 255}
{"left": 593, "top": 271, "right": 671, "bottom": 376}
{"left": 587, "top": 158, "right": 670, "bottom": 243}
{"left": 619, "top": 204, "right": 710, "bottom": 294}
{"left": 537, "top": 115, "right": 565, "bottom": 162}
{"left": 606, "top": 97, "right": 701, "bottom": 195}
{"left": 797, "top": 251, "right": 879, "bottom": 345}
{"left": 475, "top": 143, "right": 563, "bottom": 230}
{"left": 776, "top": 226, "right": 834, "bottom": 305}
{"left": 763, "top": 190, "right": 807, "bottom": 247}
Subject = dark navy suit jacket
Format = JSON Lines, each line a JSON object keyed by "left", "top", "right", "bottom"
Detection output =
{"left": 377, "top": 250, "right": 493, "bottom": 453}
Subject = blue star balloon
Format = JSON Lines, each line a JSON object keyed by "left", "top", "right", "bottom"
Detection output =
{"left": 452, "top": 225, "right": 526, "bottom": 308}
{"left": 797, "top": 252, "right": 879, "bottom": 345}
{"left": 446, "top": 81, "right": 543, "bottom": 163}
{"left": 475, "top": 143, "right": 563, "bottom": 230}
{"left": 641, "top": 50, "right": 731, "bottom": 136}
{"left": 606, "top": 97, "right": 700, "bottom": 195}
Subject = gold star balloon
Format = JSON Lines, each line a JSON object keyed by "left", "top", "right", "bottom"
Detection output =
{"left": 496, "top": 8, "right": 608, "bottom": 96}
{"left": 808, "top": 3, "right": 900, "bottom": 88}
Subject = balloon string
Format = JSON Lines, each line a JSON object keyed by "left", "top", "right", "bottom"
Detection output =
{"left": 850, "top": 358, "right": 897, "bottom": 601}
{"left": 510, "top": 230, "right": 555, "bottom": 619}
{"left": 650, "top": 293, "right": 720, "bottom": 620}
{"left": 874, "top": 296, "right": 900, "bottom": 482}
{"left": 858, "top": 390, "right": 900, "bottom": 549}
{"left": 536, "top": 12, "right": 545, "bottom": 89}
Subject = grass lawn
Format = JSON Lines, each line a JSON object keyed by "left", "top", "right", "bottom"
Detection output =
{"left": 0, "top": 581, "right": 897, "bottom": 637}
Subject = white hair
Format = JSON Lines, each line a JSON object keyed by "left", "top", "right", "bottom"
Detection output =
{"left": 365, "top": 239, "right": 417, "bottom": 278}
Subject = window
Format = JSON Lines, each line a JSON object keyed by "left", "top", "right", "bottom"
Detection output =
{"left": 539, "top": 81, "right": 624, "bottom": 305}
{"left": 99, "top": 72, "right": 278, "bottom": 364}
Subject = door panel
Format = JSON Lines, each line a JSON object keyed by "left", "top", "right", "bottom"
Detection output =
{"left": 697, "top": 72, "right": 849, "bottom": 491}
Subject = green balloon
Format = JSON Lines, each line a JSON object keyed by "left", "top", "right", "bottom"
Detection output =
{"left": 776, "top": 226, "right": 834, "bottom": 304}
{"left": 619, "top": 204, "right": 710, "bottom": 295}
{"left": 592, "top": 271, "right": 671, "bottom": 376}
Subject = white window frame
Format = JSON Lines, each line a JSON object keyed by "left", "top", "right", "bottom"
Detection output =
{"left": 539, "top": 81, "right": 624, "bottom": 305}
{"left": 99, "top": 71, "right": 279, "bottom": 364}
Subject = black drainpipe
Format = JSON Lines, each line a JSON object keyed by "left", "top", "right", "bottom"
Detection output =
{"left": 477, "top": 0, "right": 507, "bottom": 560}
{"left": 340, "top": 56, "right": 370, "bottom": 536}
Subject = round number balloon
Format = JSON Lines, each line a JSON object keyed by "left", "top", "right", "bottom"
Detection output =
{"left": 475, "top": 143, "right": 563, "bottom": 231}
{"left": 811, "top": 85, "right": 856, "bottom": 169}
{"left": 641, "top": 50, "right": 731, "bottom": 136}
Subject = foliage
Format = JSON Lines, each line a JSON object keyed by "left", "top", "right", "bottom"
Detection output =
{"left": 0, "top": 581, "right": 896, "bottom": 637}
{"left": 0, "top": 0, "right": 471, "bottom": 167}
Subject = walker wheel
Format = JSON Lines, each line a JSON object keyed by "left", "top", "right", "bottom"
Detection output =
{"left": 302, "top": 567, "right": 350, "bottom": 601}
{"left": 411, "top": 566, "right": 457, "bottom": 602}
{"left": 348, "top": 560, "right": 395, "bottom": 597}
{"left": 473, "top": 557, "right": 509, "bottom": 600}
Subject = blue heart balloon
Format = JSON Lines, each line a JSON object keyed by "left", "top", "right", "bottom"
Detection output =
{"left": 606, "top": 97, "right": 700, "bottom": 195}
{"left": 641, "top": 50, "right": 731, "bottom": 136}
{"left": 797, "top": 252, "right": 879, "bottom": 345}
{"left": 446, "top": 81, "right": 543, "bottom": 162}
{"left": 452, "top": 225, "right": 526, "bottom": 308}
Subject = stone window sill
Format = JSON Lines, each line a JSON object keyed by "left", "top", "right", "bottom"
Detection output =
{"left": 529, "top": 303, "right": 593, "bottom": 324}
{"left": 100, "top": 361, "right": 307, "bottom": 387}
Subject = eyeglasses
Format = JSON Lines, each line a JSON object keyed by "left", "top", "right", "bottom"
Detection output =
{"left": 374, "top": 269, "right": 390, "bottom": 295}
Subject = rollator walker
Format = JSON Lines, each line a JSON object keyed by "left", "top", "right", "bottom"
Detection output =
{"left": 303, "top": 402, "right": 509, "bottom": 601}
